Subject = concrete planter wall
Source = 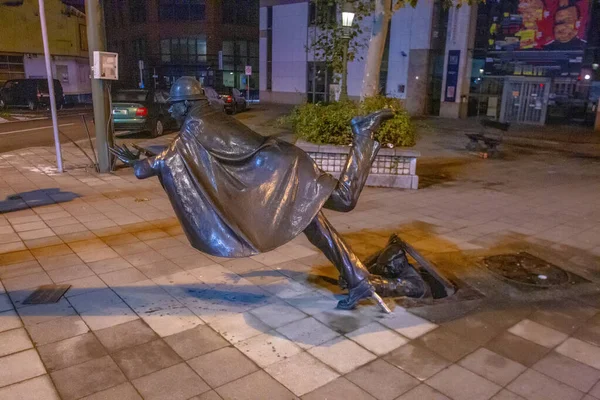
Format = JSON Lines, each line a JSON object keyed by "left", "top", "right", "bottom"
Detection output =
{"left": 296, "top": 141, "right": 420, "bottom": 189}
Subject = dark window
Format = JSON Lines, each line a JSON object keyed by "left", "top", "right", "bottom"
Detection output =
{"left": 222, "top": 0, "right": 258, "bottom": 25}
{"left": 267, "top": 6, "right": 273, "bottom": 90}
{"left": 129, "top": 0, "right": 146, "bottom": 23}
{"left": 309, "top": 1, "right": 336, "bottom": 26}
{"left": 133, "top": 38, "right": 147, "bottom": 60}
{"left": 307, "top": 62, "right": 333, "bottom": 103}
{"left": 159, "top": 0, "right": 206, "bottom": 21}
{"left": 160, "top": 37, "right": 207, "bottom": 63}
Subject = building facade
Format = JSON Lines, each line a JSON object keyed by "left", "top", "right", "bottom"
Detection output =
{"left": 104, "top": 0, "right": 259, "bottom": 97}
{"left": 259, "top": 0, "right": 599, "bottom": 125}
{"left": 0, "top": 0, "right": 91, "bottom": 103}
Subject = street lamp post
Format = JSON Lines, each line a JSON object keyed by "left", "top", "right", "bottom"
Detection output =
{"left": 340, "top": 2, "right": 355, "bottom": 101}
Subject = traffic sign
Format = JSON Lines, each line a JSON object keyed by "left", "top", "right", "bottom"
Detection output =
{"left": 245, "top": 65, "right": 252, "bottom": 76}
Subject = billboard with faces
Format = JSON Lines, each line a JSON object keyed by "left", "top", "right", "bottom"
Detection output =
{"left": 486, "top": 0, "right": 590, "bottom": 51}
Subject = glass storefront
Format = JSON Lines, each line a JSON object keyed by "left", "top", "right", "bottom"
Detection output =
{"left": 468, "top": 0, "right": 598, "bottom": 125}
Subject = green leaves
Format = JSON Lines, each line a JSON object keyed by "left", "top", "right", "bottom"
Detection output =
{"left": 282, "top": 96, "right": 416, "bottom": 147}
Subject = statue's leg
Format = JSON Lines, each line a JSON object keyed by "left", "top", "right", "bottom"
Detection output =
{"left": 304, "top": 211, "right": 389, "bottom": 312}
{"left": 324, "top": 133, "right": 381, "bottom": 212}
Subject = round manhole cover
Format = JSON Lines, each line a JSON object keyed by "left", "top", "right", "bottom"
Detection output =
{"left": 484, "top": 252, "right": 570, "bottom": 287}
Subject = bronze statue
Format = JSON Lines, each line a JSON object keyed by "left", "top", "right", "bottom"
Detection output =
{"left": 111, "top": 77, "right": 399, "bottom": 312}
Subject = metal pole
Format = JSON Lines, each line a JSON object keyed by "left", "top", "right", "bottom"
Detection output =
{"left": 38, "top": 0, "right": 63, "bottom": 173}
{"left": 85, "top": 0, "right": 112, "bottom": 173}
{"left": 340, "top": 36, "right": 349, "bottom": 101}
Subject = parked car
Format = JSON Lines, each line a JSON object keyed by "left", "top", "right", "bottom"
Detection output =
{"left": 111, "top": 89, "right": 176, "bottom": 137}
{"left": 0, "top": 78, "right": 65, "bottom": 110}
{"left": 203, "top": 87, "right": 247, "bottom": 114}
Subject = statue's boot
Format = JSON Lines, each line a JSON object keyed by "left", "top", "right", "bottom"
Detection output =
{"left": 304, "top": 212, "right": 391, "bottom": 313}
{"left": 324, "top": 110, "right": 393, "bottom": 212}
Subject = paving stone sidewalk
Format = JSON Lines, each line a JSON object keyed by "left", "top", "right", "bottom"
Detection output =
{"left": 0, "top": 113, "right": 600, "bottom": 400}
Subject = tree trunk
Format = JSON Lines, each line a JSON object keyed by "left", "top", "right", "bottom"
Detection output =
{"left": 361, "top": 0, "right": 392, "bottom": 99}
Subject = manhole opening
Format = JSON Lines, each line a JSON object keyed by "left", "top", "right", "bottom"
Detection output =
{"left": 484, "top": 252, "right": 588, "bottom": 290}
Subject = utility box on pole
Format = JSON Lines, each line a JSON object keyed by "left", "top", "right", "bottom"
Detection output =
{"left": 85, "top": 0, "right": 113, "bottom": 173}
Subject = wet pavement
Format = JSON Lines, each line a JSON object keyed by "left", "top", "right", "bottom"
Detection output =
{"left": 0, "top": 109, "right": 599, "bottom": 399}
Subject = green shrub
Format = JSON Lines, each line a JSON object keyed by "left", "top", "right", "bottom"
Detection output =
{"left": 282, "top": 95, "right": 415, "bottom": 147}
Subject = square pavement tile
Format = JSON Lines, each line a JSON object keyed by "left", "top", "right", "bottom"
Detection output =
{"left": 99, "top": 268, "right": 147, "bottom": 287}
{"left": 508, "top": 319, "right": 568, "bottom": 348}
{"left": 384, "top": 343, "right": 451, "bottom": 381}
{"left": 0, "top": 349, "right": 46, "bottom": 388}
{"left": 81, "top": 382, "right": 142, "bottom": 400}
{"left": 0, "top": 310, "right": 22, "bottom": 333}
{"left": 67, "top": 288, "right": 138, "bottom": 331}
{"left": 490, "top": 390, "right": 526, "bottom": 400}
{"left": 188, "top": 346, "right": 258, "bottom": 388}
{"left": 2, "top": 271, "right": 52, "bottom": 292}
{"left": 507, "top": 369, "right": 584, "bottom": 400}
{"left": 249, "top": 302, "right": 307, "bottom": 329}
{"left": 346, "top": 322, "right": 409, "bottom": 356}
{"left": 38, "top": 332, "right": 107, "bottom": 372}
{"left": 50, "top": 355, "right": 126, "bottom": 400}
{"left": 485, "top": 332, "right": 550, "bottom": 367}
{"left": 0, "top": 375, "right": 60, "bottom": 400}
{"left": 113, "top": 339, "right": 183, "bottom": 380}
{"left": 378, "top": 309, "right": 438, "bottom": 339}
{"left": 313, "top": 309, "right": 379, "bottom": 335}
{"left": 459, "top": 348, "right": 526, "bottom": 386}
{"left": 302, "top": 377, "right": 376, "bottom": 400}
{"left": 141, "top": 307, "right": 204, "bottom": 338}
{"left": 164, "top": 325, "right": 228, "bottom": 360}
{"left": 209, "top": 312, "right": 271, "bottom": 344}
{"left": 416, "top": 326, "right": 482, "bottom": 362}
{"left": 0, "top": 327, "right": 33, "bottom": 357}
{"left": 396, "top": 384, "right": 451, "bottom": 400}
{"left": 26, "top": 315, "right": 89, "bottom": 346}
{"left": 235, "top": 331, "right": 302, "bottom": 368}
{"left": 264, "top": 352, "right": 339, "bottom": 396}
{"left": 0, "top": 294, "right": 13, "bottom": 313}
{"left": 573, "top": 322, "right": 600, "bottom": 347}
{"left": 308, "top": 337, "right": 376, "bottom": 374}
{"left": 47, "top": 264, "right": 94, "bottom": 283}
{"left": 556, "top": 337, "right": 600, "bottom": 370}
{"left": 189, "top": 391, "right": 223, "bottom": 400}
{"left": 590, "top": 381, "right": 600, "bottom": 398}
{"left": 427, "top": 365, "right": 501, "bottom": 400}
{"left": 346, "top": 359, "right": 419, "bottom": 400}
{"left": 132, "top": 363, "right": 210, "bottom": 400}
{"left": 533, "top": 351, "right": 600, "bottom": 392}
{"left": 276, "top": 317, "right": 339, "bottom": 350}
{"left": 95, "top": 319, "right": 158, "bottom": 353}
{"left": 216, "top": 370, "right": 298, "bottom": 400}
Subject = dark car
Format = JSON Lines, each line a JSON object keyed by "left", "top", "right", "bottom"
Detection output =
{"left": 0, "top": 78, "right": 65, "bottom": 110}
{"left": 204, "top": 87, "right": 247, "bottom": 114}
{"left": 112, "top": 89, "right": 176, "bottom": 137}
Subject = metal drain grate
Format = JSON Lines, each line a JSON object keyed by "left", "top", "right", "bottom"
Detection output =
{"left": 484, "top": 252, "right": 585, "bottom": 288}
{"left": 23, "top": 284, "right": 71, "bottom": 305}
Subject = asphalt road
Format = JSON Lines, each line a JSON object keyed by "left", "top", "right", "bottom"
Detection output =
{"left": 0, "top": 111, "right": 96, "bottom": 153}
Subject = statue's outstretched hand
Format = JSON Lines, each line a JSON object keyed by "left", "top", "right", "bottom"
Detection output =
{"left": 109, "top": 144, "right": 141, "bottom": 166}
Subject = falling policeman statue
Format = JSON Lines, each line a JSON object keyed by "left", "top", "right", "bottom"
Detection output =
{"left": 111, "top": 76, "right": 395, "bottom": 312}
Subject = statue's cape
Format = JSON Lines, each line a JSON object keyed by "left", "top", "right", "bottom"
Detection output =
{"left": 135, "top": 104, "right": 336, "bottom": 258}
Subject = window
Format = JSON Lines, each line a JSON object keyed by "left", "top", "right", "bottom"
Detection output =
{"left": 129, "top": 0, "right": 146, "bottom": 23}
{"left": 159, "top": 0, "right": 205, "bottom": 21}
{"left": 222, "top": 0, "right": 258, "bottom": 25}
{"left": 160, "top": 37, "right": 207, "bottom": 63}
{"left": 267, "top": 6, "right": 273, "bottom": 90}
{"left": 133, "top": 38, "right": 147, "bottom": 61}
{"left": 307, "top": 62, "right": 333, "bottom": 103}
{"left": 0, "top": 54, "right": 25, "bottom": 82}
{"left": 309, "top": 1, "right": 336, "bottom": 26}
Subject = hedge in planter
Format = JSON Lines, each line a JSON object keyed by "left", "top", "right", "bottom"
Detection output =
{"left": 282, "top": 96, "right": 416, "bottom": 147}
